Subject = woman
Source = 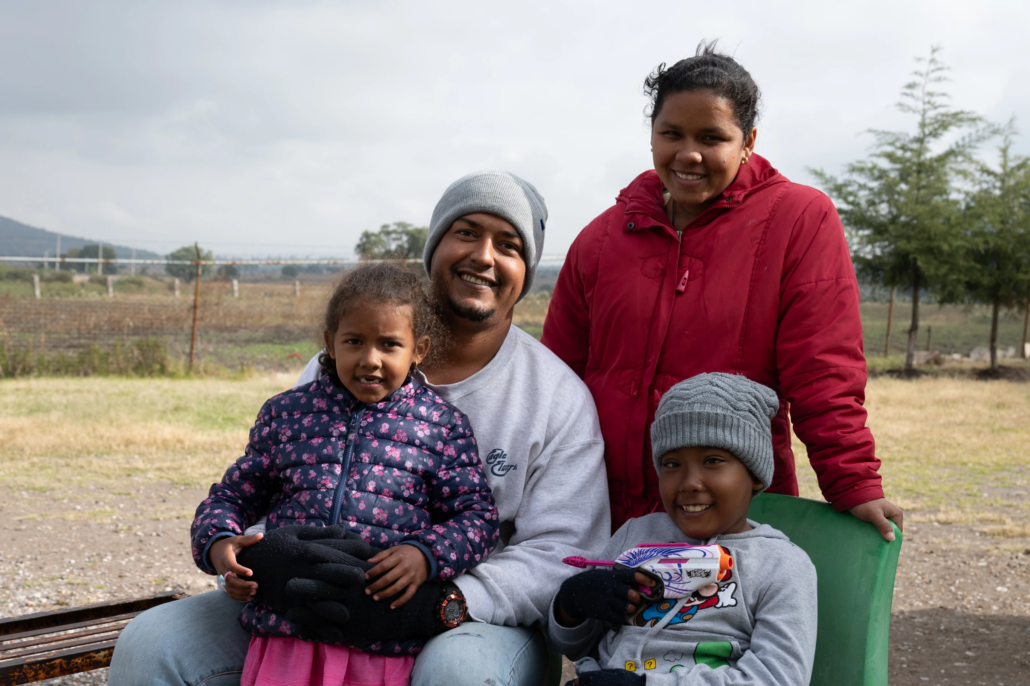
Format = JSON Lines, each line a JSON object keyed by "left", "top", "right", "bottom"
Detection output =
{"left": 542, "top": 42, "right": 902, "bottom": 538}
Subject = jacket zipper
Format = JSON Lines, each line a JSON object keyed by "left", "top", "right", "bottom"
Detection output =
{"left": 329, "top": 406, "right": 365, "bottom": 525}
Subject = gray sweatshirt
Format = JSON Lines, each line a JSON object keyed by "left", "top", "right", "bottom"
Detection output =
{"left": 297, "top": 324, "right": 611, "bottom": 626}
{"left": 548, "top": 514, "right": 817, "bottom": 685}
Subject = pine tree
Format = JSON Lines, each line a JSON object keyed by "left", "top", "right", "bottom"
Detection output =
{"left": 813, "top": 47, "right": 988, "bottom": 372}
{"left": 965, "top": 124, "right": 1030, "bottom": 372}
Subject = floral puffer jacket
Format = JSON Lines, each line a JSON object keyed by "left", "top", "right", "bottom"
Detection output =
{"left": 191, "top": 374, "right": 498, "bottom": 654}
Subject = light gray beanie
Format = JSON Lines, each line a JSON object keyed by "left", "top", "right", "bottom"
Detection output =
{"left": 651, "top": 373, "right": 780, "bottom": 490}
{"left": 423, "top": 170, "right": 548, "bottom": 301}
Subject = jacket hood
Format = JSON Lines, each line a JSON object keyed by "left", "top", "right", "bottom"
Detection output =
{"left": 617, "top": 154, "right": 787, "bottom": 225}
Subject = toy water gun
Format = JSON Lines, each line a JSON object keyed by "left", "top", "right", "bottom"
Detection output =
{"left": 563, "top": 543, "right": 733, "bottom": 601}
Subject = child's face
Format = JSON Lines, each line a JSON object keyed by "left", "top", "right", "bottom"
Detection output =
{"left": 657, "top": 446, "right": 763, "bottom": 540}
{"left": 323, "top": 302, "right": 429, "bottom": 403}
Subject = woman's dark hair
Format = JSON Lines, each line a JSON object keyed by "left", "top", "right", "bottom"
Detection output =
{"left": 318, "top": 261, "right": 447, "bottom": 378}
{"left": 644, "top": 40, "right": 762, "bottom": 135}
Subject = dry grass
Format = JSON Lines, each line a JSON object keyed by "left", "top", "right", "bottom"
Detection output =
{"left": 793, "top": 376, "right": 1030, "bottom": 530}
{"left": 0, "top": 374, "right": 299, "bottom": 488}
{"left": 2, "top": 374, "right": 1028, "bottom": 534}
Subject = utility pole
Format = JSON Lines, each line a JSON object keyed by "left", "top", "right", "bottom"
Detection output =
{"left": 131, "top": 247, "right": 136, "bottom": 276}
{"left": 98, "top": 241, "right": 103, "bottom": 276}
{"left": 55, "top": 236, "right": 61, "bottom": 272}
{"left": 189, "top": 243, "right": 202, "bottom": 372}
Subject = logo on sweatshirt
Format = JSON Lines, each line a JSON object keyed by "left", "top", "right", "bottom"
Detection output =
{"left": 485, "top": 448, "right": 517, "bottom": 477}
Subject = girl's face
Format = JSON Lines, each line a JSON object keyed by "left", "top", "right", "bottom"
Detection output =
{"left": 658, "top": 446, "right": 762, "bottom": 540}
{"left": 650, "top": 89, "right": 757, "bottom": 225}
{"left": 323, "top": 302, "right": 429, "bottom": 403}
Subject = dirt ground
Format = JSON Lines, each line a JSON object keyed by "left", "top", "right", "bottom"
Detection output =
{"left": 2, "top": 483, "right": 1028, "bottom": 685}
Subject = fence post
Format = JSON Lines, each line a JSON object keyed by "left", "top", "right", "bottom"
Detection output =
{"left": 1023, "top": 301, "right": 1029, "bottom": 359}
{"left": 55, "top": 236, "right": 60, "bottom": 272}
{"left": 926, "top": 325, "right": 932, "bottom": 351}
{"left": 107, "top": 275, "right": 114, "bottom": 297}
{"left": 173, "top": 278, "right": 180, "bottom": 297}
{"left": 294, "top": 280, "right": 300, "bottom": 297}
{"left": 884, "top": 287, "right": 895, "bottom": 356}
{"left": 189, "top": 244, "right": 202, "bottom": 372}
{"left": 32, "top": 273, "right": 41, "bottom": 299}
{"left": 98, "top": 241, "right": 103, "bottom": 276}
{"left": 232, "top": 279, "right": 239, "bottom": 298}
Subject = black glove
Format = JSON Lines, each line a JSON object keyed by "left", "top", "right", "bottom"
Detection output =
{"left": 284, "top": 571, "right": 445, "bottom": 642}
{"left": 235, "top": 525, "right": 379, "bottom": 613}
{"left": 576, "top": 668, "right": 646, "bottom": 686}
{"left": 557, "top": 567, "right": 638, "bottom": 625}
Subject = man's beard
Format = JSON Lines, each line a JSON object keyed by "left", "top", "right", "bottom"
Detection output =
{"left": 446, "top": 294, "right": 495, "bottom": 323}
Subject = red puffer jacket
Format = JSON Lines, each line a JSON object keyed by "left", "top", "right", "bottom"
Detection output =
{"left": 542, "top": 156, "right": 884, "bottom": 530}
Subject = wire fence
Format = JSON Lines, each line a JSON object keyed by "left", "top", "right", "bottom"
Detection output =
{"left": 0, "top": 256, "right": 557, "bottom": 377}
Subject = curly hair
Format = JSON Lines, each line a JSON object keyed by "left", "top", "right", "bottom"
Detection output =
{"left": 644, "top": 40, "right": 762, "bottom": 136}
{"left": 318, "top": 262, "right": 448, "bottom": 379}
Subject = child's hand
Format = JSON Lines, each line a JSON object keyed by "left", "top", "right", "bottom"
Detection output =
{"left": 210, "top": 533, "right": 263, "bottom": 602}
{"left": 364, "top": 544, "right": 430, "bottom": 609}
{"left": 556, "top": 568, "right": 655, "bottom": 626}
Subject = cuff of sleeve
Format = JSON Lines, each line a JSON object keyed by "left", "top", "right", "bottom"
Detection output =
{"left": 200, "top": 532, "right": 236, "bottom": 574}
{"left": 452, "top": 573, "right": 492, "bottom": 624}
{"left": 547, "top": 594, "right": 601, "bottom": 658}
{"left": 829, "top": 485, "right": 886, "bottom": 512}
{"left": 400, "top": 541, "right": 439, "bottom": 579}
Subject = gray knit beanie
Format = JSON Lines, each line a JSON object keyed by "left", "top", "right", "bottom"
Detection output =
{"left": 424, "top": 170, "right": 548, "bottom": 301}
{"left": 651, "top": 373, "right": 780, "bottom": 490}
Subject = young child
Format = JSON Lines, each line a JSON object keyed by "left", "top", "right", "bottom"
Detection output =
{"left": 190, "top": 262, "right": 499, "bottom": 686}
{"left": 549, "top": 373, "right": 818, "bottom": 685}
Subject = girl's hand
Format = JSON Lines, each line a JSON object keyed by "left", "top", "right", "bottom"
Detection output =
{"left": 210, "top": 533, "right": 263, "bottom": 601}
{"left": 364, "top": 544, "right": 430, "bottom": 608}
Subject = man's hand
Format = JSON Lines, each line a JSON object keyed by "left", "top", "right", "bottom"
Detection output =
{"left": 556, "top": 568, "right": 654, "bottom": 627}
{"left": 235, "top": 525, "right": 378, "bottom": 612}
{"left": 210, "top": 534, "right": 263, "bottom": 601}
{"left": 849, "top": 498, "right": 904, "bottom": 541}
{"left": 365, "top": 544, "right": 430, "bottom": 608}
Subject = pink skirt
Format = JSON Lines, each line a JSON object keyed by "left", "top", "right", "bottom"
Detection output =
{"left": 242, "top": 637, "right": 414, "bottom": 686}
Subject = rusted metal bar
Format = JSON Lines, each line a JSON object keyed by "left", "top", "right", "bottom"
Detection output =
{"left": 0, "top": 639, "right": 116, "bottom": 685}
{"left": 1, "top": 628, "right": 124, "bottom": 661}
{"left": 0, "top": 592, "right": 183, "bottom": 637}
{"left": 0, "top": 613, "right": 136, "bottom": 644}
{"left": 1, "top": 619, "right": 130, "bottom": 654}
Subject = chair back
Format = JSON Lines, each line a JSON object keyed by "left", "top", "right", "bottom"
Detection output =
{"left": 748, "top": 493, "right": 902, "bottom": 686}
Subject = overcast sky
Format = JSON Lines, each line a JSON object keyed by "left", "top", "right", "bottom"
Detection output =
{"left": 1, "top": 0, "right": 1027, "bottom": 259}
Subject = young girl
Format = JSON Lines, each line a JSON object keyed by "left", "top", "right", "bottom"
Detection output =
{"left": 190, "top": 262, "right": 499, "bottom": 686}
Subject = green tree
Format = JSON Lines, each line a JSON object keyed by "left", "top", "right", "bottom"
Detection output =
{"left": 964, "top": 124, "right": 1030, "bottom": 371}
{"left": 216, "top": 264, "right": 240, "bottom": 280}
{"left": 813, "top": 47, "right": 989, "bottom": 372}
{"left": 166, "top": 245, "right": 213, "bottom": 282}
{"left": 355, "top": 222, "right": 428, "bottom": 260}
{"left": 281, "top": 265, "right": 300, "bottom": 278}
{"left": 72, "top": 244, "right": 119, "bottom": 274}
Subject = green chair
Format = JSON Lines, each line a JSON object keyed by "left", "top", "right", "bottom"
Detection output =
{"left": 546, "top": 493, "right": 902, "bottom": 686}
{"left": 747, "top": 493, "right": 902, "bottom": 686}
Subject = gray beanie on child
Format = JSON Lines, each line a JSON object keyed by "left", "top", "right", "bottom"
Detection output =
{"left": 651, "top": 373, "right": 780, "bottom": 490}
{"left": 424, "top": 170, "right": 548, "bottom": 301}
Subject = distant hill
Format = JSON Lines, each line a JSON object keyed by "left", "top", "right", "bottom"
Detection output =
{"left": 0, "top": 215, "right": 164, "bottom": 260}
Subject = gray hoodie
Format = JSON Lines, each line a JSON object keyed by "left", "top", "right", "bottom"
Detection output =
{"left": 548, "top": 514, "right": 817, "bottom": 685}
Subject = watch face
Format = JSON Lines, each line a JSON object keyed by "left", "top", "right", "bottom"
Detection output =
{"left": 443, "top": 598, "right": 462, "bottom": 622}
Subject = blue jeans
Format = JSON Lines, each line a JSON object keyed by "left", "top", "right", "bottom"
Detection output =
{"left": 108, "top": 591, "right": 549, "bottom": 686}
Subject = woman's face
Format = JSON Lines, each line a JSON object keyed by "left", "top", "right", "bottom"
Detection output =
{"left": 650, "top": 89, "right": 757, "bottom": 223}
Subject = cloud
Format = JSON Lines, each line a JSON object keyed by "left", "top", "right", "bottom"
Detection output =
{"left": 0, "top": 0, "right": 1026, "bottom": 257}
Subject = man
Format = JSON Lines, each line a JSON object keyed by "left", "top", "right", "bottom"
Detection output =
{"left": 109, "top": 171, "right": 610, "bottom": 686}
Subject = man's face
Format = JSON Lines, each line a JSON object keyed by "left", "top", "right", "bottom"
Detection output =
{"left": 429, "top": 212, "right": 526, "bottom": 326}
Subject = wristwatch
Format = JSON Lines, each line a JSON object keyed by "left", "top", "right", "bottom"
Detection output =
{"left": 435, "top": 582, "right": 467, "bottom": 631}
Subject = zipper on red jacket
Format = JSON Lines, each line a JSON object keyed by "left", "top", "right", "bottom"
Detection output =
{"left": 329, "top": 406, "right": 365, "bottom": 525}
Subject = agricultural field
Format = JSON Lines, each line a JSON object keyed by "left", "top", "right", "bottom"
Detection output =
{"left": 1, "top": 372, "right": 1029, "bottom": 684}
